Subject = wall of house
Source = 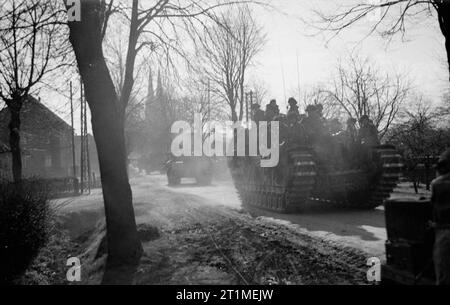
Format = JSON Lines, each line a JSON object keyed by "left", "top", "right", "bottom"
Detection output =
{"left": 0, "top": 97, "right": 75, "bottom": 179}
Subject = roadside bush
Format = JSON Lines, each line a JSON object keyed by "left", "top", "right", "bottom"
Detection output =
{"left": 0, "top": 179, "right": 52, "bottom": 284}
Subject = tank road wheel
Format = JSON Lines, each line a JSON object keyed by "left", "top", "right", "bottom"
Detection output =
{"left": 274, "top": 187, "right": 289, "bottom": 213}
{"left": 285, "top": 150, "right": 317, "bottom": 211}
{"left": 363, "top": 146, "right": 403, "bottom": 209}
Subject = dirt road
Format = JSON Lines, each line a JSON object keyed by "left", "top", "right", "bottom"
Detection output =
{"left": 53, "top": 174, "right": 372, "bottom": 284}
{"left": 51, "top": 173, "right": 428, "bottom": 285}
{"left": 147, "top": 175, "right": 427, "bottom": 261}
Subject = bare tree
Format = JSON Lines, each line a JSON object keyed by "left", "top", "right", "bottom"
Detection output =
{"left": 101, "top": 0, "right": 269, "bottom": 124}
{"left": 248, "top": 78, "right": 269, "bottom": 107}
{"left": 314, "top": 0, "right": 450, "bottom": 82}
{"left": 301, "top": 84, "right": 342, "bottom": 119}
{"left": 326, "top": 54, "right": 410, "bottom": 138}
{"left": 0, "top": 0, "right": 67, "bottom": 182}
{"left": 194, "top": 6, "right": 266, "bottom": 122}
{"left": 388, "top": 95, "right": 450, "bottom": 189}
{"left": 388, "top": 96, "right": 448, "bottom": 157}
{"left": 65, "top": 0, "right": 143, "bottom": 284}
{"left": 104, "top": 22, "right": 150, "bottom": 160}
{"left": 64, "top": 0, "right": 266, "bottom": 283}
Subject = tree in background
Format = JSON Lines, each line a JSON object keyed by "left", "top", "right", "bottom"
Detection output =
{"left": 388, "top": 96, "right": 450, "bottom": 158}
{"left": 194, "top": 6, "right": 266, "bottom": 122}
{"left": 301, "top": 84, "right": 341, "bottom": 119}
{"left": 247, "top": 78, "right": 269, "bottom": 108}
{"left": 387, "top": 95, "right": 450, "bottom": 190}
{"left": 65, "top": 0, "right": 266, "bottom": 283}
{"left": 0, "top": 0, "right": 67, "bottom": 182}
{"left": 104, "top": 21, "right": 150, "bottom": 162}
{"left": 326, "top": 54, "right": 410, "bottom": 138}
{"left": 314, "top": 0, "right": 450, "bottom": 82}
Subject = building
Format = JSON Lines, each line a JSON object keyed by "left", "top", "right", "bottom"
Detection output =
{"left": 139, "top": 68, "right": 172, "bottom": 173}
{"left": 0, "top": 96, "right": 74, "bottom": 179}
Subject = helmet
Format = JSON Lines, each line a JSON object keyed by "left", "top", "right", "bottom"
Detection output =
{"left": 288, "top": 97, "right": 298, "bottom": 107}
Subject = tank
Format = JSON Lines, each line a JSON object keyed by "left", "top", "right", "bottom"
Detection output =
{"left": 166, "top": 156, "right": 214, "bottom": 186}
{"left": 228, "top": 105, "right": 403, "bottom": 212}
{"left": 138, "top": 152, "right": 167, "bottom": 174}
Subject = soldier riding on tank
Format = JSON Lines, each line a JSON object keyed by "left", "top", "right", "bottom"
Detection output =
{"left": 228, "top": 96, "right": 403, "bottom": 213}
{"left": 287, "top": 98, "right": 300, "bottom": 119}
{"left": 251, "top": 103, "right": 265, "bottom": 124}
{"left": 285, "top": 98, "right": 304, "bottom": 145}
{"left": 302, "top": 104, "right": 326, "bottom": 144}
{"left": 358, "top": 115, "right": 380, "bottom": 147}
{"left": 345, "top": 118, "right": 358, "bottom": 143}
{"left": 265, "top": 99, "right": 280, "bottom": 121}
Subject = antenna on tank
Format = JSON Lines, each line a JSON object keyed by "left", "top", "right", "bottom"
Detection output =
{"left": 278, "top": 47, "right": 287, "bottom": 105}
{"left": 297, "top": 51, "right": 301, "bottom": 103}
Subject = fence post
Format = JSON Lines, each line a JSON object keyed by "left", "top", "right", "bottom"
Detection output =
{"left": 74, "top": 177, "right": 80, "bottom": 195}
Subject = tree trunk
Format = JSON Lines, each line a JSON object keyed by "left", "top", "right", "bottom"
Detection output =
{"left": 437, "top": 2, "right": 450, "bottom": 82}
{"left": 66, "top": 0, "right": 142, "bottom": 283}
{"left": 119, "top": 0, "right": 139, "bottom": 109}
{"left": 231, "top": 106, "right": 238, "bottom": 123}
{"left": 8, "top": 100, "right": 22, "bottom": 182}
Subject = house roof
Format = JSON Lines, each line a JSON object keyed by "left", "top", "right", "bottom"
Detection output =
{"left": 0, "top": 95, "right": 73, "bottom": 143}
{"left": 22, "top": 96, "right": 72, "bottom": 131}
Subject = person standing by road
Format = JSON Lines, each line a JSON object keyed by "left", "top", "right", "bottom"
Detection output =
{"left": 431, "top": 149, "right": 450, "bottom": 285}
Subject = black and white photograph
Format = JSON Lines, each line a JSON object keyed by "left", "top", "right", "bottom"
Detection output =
{"left": 1, "top": 0, "right": 450, "bottom": 293}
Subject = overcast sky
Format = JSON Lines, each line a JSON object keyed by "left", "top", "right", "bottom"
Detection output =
{"left": 250, "top": 0, "right": 448, "bottom": 111}
{"left": 44, "top": 0, "right": 448, "bottom": 134}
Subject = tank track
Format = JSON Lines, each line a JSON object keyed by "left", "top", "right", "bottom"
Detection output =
{"left": 233, "top": 149, "right": 316, "bottom": 213}
{"left": 308, "top": 146, "right": 403, "bottom": 209}
{"left": 232, "top": 146, "right": 403, "bottom": 213}
{"left": 363, "top": 146, "right": 403, "bottom": 208}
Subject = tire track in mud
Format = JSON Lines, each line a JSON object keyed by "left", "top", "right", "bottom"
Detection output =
{"left": 133, "top": 184, "right": 368, "bottom": 285}
{"left": 55, "top": 177, "right": 370, "bottom": 285}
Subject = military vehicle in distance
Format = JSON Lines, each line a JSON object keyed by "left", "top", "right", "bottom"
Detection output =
{"left": 166, "top": 156, "right": 214, "bottom": 186}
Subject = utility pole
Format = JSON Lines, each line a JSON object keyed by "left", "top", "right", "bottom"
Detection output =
{"left": 85, "top": 95, "right": 91, "bottom": 194}
{"left": 80, "top": 80, "right": 85, "bottom": 194}
{"left": 70, "top": 82, "right": 76, "bottom": 179}
{"left": 79, "top": 79, "right": 91, "bottom": 194}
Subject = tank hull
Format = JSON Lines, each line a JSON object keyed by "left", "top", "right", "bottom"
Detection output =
{"left": 229, "top": 145, "right": 403, "bottom": 212}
